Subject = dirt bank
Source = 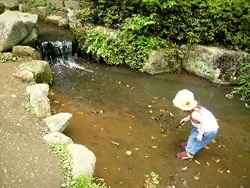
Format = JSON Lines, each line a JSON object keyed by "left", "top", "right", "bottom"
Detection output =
{"left": 0, "top": 61, "right": 64, "bottom": 187}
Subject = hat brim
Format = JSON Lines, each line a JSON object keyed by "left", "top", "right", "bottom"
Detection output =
{"left": 173, "top": 99, "right": 198, "bottom": 111}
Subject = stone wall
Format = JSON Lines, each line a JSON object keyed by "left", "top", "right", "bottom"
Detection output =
{"left": 51, "top": 0, "right": 80, "bottom": 9}
{"left": 33, "top": 0, "right": 80, "bottom": 9}
{"left": 0, "top": 0, "right": 81, "bottom": 10}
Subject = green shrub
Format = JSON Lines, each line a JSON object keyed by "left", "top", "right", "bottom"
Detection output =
{"left": 66, "top": 174, "right": 108, "bottom": 188}
{"left": 51, "top": 143, "right": 73, "bottom": 183}
{"left": 77, "top": 0, "right": 138, "bottom": 28}
{"left": 226, "top": 62, "right": 250, "bottom": 104}
{"left": 0, "top": 53, "right": 34, "bottom": 63}
{"left": 74, "top": 25, "right": 163, "bottom": 70}
{"left": 77, "top": 0, "right": 249, "bottom": 50}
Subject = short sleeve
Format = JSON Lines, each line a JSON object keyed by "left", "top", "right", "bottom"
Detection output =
{"left": 191, "top": 111, "right": 202, "bottom": 122}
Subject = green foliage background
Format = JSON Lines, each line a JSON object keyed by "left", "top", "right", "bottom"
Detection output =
{"left": 77, "top": 0, "right": 249, "bottom": 49}
{"left": 73, "top": 0, "right": 249, "bottom": 102}
{"left": 18, "top": 0, "right": 250, "bottom": 101}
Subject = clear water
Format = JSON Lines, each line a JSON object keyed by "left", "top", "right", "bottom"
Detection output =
{"left": 50, "top": 58, "right": 250, "bottom": 188}
{"left": 38, "top": 21, "right": 249, "bottom": 187}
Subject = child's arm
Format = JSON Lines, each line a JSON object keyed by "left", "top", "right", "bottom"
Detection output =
{"left": 191, "top": 111, "right": 205, "bottom": 141}
{"left": 180, "top": 115, "right": 190, "bottom": 125}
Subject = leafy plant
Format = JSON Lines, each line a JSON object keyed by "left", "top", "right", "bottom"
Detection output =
{"left": 50, "top": 143, "right": 73, "bottom": 183}
{"left": 76, "top": 0, "right": 249, "bottom": 50}
{"left": 0, "top": 53, "right": 33, "bottom": 63}
{"left": 18, "top": 0, "right": 66, "bottom": 12}
{"left": 50, "top": 143, "right": 108, "bottom": 188}
{"left": 74, "top": 25, "right": 163, "bottom": 70}
{"left": 66, "top": 174, "right": 109, "bottom": 188}
{"left": 226, "top": 62, "right": 250, "bottom": 105}
{"left": 24, "top": 94, "right": 34, "bottom": 112}
{"left": 122, "top": 13, "right": 158, "bottom": 35}
{"left": 77, "top": 0, "right": 137, "bottom": 28}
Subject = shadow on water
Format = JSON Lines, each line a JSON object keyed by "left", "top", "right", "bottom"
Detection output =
{"left": 38, "top": 22, "right": 249, "bottom": 188}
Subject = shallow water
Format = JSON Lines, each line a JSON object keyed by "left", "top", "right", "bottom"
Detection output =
{"left": 50, "top": 58, "right": 250, "bottom": 188}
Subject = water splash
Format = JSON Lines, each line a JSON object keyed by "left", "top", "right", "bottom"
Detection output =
{"left": 39, "top": 40, "right": 73, "bottom": 61}
{"left": 38, "top": 40, "right": 92, "bottom": 73}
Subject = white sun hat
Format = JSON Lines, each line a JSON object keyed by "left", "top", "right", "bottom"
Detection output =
{"left": 173, "top": 89, "right": 198, "bottom": 111}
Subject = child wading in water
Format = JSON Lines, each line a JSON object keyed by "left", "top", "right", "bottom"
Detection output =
{"left": 172, "top": 89, "right": 219, "bottom": 160}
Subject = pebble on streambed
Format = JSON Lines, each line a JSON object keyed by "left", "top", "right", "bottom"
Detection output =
{"left": 126, "top": 151, "right": 132, "bottom": 156}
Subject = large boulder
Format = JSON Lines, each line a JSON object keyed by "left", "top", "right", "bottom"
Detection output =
{"left": 142, "top": 50, "right": 182, "bottom": 74}
{"left": 20, "top": 26, "right": 39, "bottom": 47}
{"left": 67, "top": 8, "right": 82, "bottom": 29}
{"left": 13, "top": 60, "right": 54, "bottom": 85}
{"left": 0, "top": 10, "right": 38, "bottom": 52}
{"left": 26, "top": 84, "right": 51, "bottom": 118}
{"left": 68, "top": 144, "right": 96, "bottom": 179}
{"left": 182, "top": 45, "right": 250, "bottom": 85}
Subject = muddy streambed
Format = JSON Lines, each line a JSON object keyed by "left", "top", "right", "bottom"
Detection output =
{"left": 48, "top": 58, "right": 249, "bottom": 188}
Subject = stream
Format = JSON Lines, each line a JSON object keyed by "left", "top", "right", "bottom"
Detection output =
{"left": 50, "top": 58, "right": 249, "bottom": 188}
{"left": 38, "top": 22, "right": 250, "bottom": 188}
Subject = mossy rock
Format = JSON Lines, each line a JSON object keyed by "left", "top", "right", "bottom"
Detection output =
{"left": 14, "top": 60, "right": 54, "bottom": 85}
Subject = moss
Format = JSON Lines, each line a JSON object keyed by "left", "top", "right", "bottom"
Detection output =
{"left": 35, "top": 70, "right": 54, "bottom": 85}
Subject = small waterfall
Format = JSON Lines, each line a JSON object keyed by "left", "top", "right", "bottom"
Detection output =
{"left": 36, "top": 21, "right": 93, "bottom": 72}
{"left": 38, "top": 40, "right": 75, "bottom": 62}
{"left": 37, "top": 40, "right": 92, "bottom": 72}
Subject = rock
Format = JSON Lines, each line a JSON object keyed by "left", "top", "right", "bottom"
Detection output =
{"left": 67, "top": 8, "right": 82, "bottom": 29}
{"left": 64, "top": 1, "right": 80, "bottom": 10}
{"left": 0, "top": 2, "right": 5, "bottom": 14}
{"left": 13, "top": 60, "right": 54, "bottom": 85}
{"left": 30, "top": 6, "right": 52, "bottom": 20}
{"left": 20, "top": 26, "right": 39, "bottom": 47}
{"left": 43, "top": 113, "right": 73, "bottom": 132}
{"left": 0, "top": 0, "right": 18, "bottom": 10}
{"left": 26, "top": 84, "right": 51, "bottom": 118}
{"left": 182, "top": 45, "right": 250, "bottom": 85}
{"left": 0, "top": 52, "right": 12, "bottom": 58}
{"left": 46, "top": 15, "right": 69, "bottom": 28}
{"left": 12, "top": 45, "right": 36, "bottom": 56}
{"left": 43, "top": 132, "right": 74, "bottom": 145}
{"left": 142, "top": 50, "right": 182, "bottom": 74}
{"left": 142, "top": 45, "right": 249, "bottom": 85}
{"left": 68, "top": 144, "right": 96, "bottom": 179}
{"left": 0, "top": 10, "right": 38, "bottom": 52}
{"left": 18, "top": 3, "right": 30, "bottom": 12}
{"left": 46, "top": 0, "right": 64, "bottom": 8}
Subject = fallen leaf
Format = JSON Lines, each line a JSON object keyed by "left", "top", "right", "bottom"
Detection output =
{"left": 194, "top": 160, "right": 200, "bottom": 164}
{"left": 215, "top": 159, "right": 220, "bottom": 163}
{"left": 151, "top": 145, "right": 158, "bottom": 149}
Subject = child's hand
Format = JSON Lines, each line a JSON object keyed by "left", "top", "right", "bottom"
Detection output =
{"left": 180, "top": 118, "right": 187, "bottom": 125}
{"left": 180, "top": 120, "right": 185, "bottom": 125}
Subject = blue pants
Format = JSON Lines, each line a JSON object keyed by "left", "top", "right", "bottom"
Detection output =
{"left": 186, "top": 128, "right": 218, "bottom": 155}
